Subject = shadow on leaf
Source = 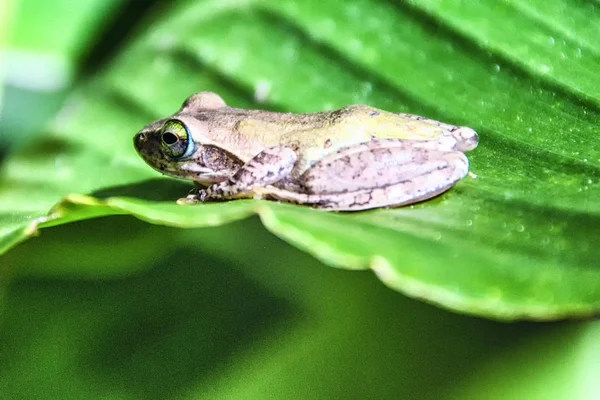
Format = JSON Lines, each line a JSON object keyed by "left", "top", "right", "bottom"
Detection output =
{"left": 92, "top": 178, "right": 192, "bottom": 202}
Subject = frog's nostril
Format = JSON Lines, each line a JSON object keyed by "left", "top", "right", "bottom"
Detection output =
{"left": 134, "top": 133, "right": 146, "bottom": 150}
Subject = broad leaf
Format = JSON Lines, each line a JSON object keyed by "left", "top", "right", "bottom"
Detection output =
{"left": 1, "top": 0, "right": 599, "bottom": 320}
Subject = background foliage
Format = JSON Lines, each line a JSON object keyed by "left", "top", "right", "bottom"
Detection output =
{"left": 1, "top": 0, "right": 599, "bottom": 398}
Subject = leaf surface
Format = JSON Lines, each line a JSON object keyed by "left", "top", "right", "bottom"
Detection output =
{"left": 1, "top": 0, "right": 599, "bottom": 320}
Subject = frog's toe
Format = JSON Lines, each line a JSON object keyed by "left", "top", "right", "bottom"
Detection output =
{"left": 177, "top": 194, "right": 202, "bottom": 204}
{"left": 198, "top": 189, "right": 209, "bottom": 202}
{"left": 452, "top": 127, "right": 479, "bottom": 152}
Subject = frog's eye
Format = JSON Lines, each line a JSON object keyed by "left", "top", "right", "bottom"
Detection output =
{"left": 160, "top": 119, "right": 194, "bottom": 158}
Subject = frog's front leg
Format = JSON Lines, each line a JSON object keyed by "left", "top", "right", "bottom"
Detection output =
{"left": 258, "top": 139, "right": 470, "bottom": 211}
{"left": 180, "top": 147, "right": 297, "bottom": 203}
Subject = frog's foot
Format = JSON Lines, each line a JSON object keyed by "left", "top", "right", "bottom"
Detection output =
{"left": 178, "top": 185, "right": 268, "bottom": 204}
{"left": 177, "top": 195, "right": 196, "bottom": 205}
{"left": 177, "top": 188, "right": 209, "bottom": 204}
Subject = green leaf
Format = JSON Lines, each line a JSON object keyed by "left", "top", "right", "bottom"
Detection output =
{"left": 4, "top": 0, "right": 122, "bottom": 90}
{"left": 1, "top": 0, "right": 599, "bottom": 320}
{"left": 3, "top": 217, "right": 598, "bottom": 399}
{"left": 0, "top": 0, "right": 124, "bottom": 152}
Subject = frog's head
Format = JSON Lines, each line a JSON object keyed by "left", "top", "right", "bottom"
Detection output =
{"left": 134, "top": 92, "right": 243, "bottom": 183}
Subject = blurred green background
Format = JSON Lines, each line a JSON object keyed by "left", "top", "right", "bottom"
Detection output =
{"left": 1, "top": 0, "right": 599, "bottom": 399}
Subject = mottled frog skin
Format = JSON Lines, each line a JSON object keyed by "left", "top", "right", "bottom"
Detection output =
{"left": 134, "top": 92, "right": 478, "bottom": 211}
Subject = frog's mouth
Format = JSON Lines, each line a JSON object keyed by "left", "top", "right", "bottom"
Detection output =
{"left": 179, "top": 162, "right": 230, "bottom": 183}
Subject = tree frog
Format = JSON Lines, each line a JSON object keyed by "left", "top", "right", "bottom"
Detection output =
{"left": 134, "top": 92, "right": 478, "bottom": 211}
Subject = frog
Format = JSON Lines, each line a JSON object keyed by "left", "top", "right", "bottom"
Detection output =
{"left": 133, "top": 92, "right": 478, "bottom": 211}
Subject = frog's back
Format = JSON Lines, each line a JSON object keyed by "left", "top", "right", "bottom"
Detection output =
{"left": 277, "top": 104, "right": 448, "bottom": 142}
{"left": 278, "top": 104, "right": 454, "bottom": 176}
{"left": 212, "top": 104, "right": 453, "bottom": 175}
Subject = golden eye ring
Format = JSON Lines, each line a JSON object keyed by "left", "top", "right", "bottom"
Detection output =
{"left": 160, "top": 119, "right": 194, "bottom": 158}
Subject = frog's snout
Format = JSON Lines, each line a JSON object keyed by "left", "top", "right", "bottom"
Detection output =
{"left": 453, "top": 127, "right": 479, "bottom": 152}
{"left": 133, "top": 132, "right": 146, "bottom": 152}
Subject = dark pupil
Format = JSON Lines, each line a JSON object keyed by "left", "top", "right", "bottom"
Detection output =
{"left": 163, "top": 131, "right": 178, "bottom": 145}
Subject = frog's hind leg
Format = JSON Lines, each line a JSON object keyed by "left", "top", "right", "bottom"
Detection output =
{"left": 259, "top": 140, "right": 470, "bottom": 211}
